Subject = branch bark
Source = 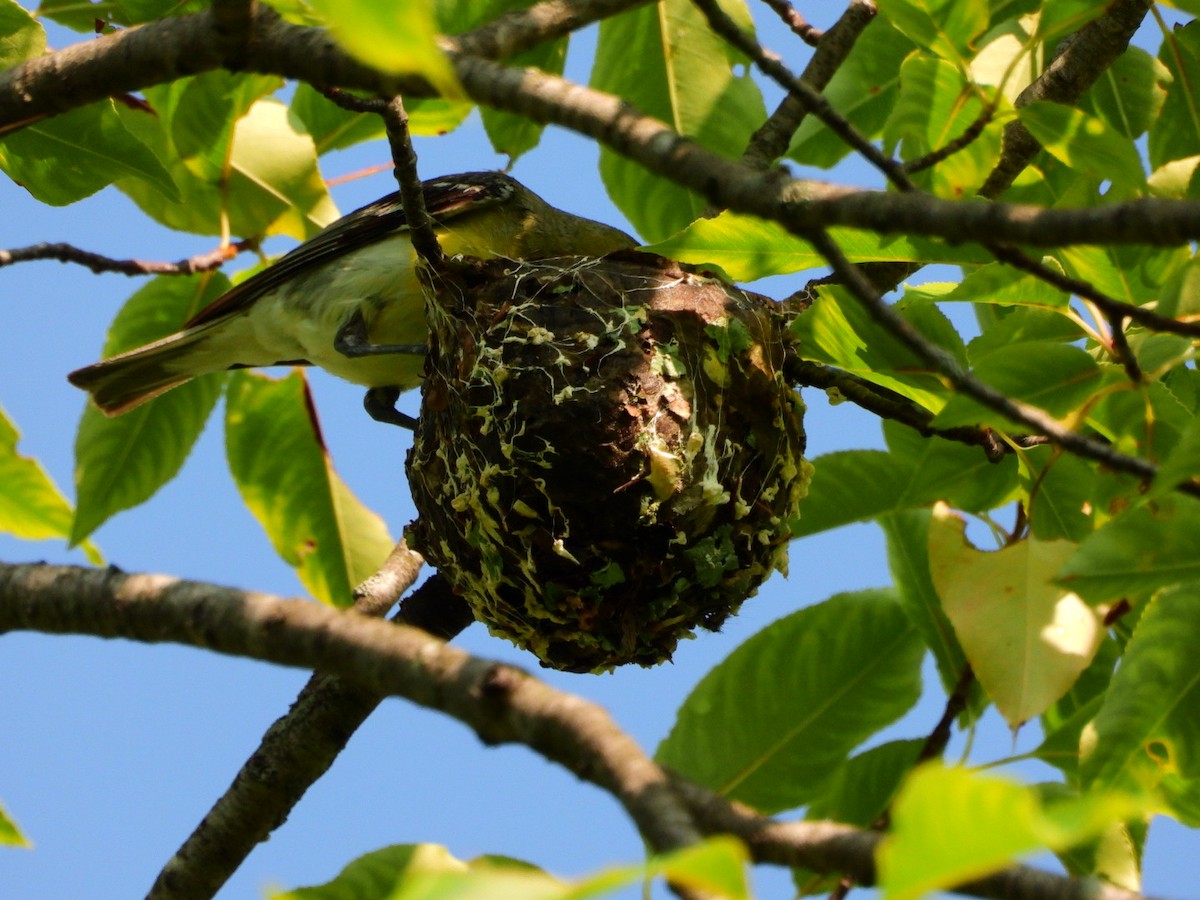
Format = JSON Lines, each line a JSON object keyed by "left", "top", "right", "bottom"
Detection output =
{"left": 0, "top": 561, "right": 1156, "bottom": 900}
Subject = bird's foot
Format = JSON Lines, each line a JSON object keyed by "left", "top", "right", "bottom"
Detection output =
{"left": 364, "top": 386, "right": 418, "bottom": 429}
{"left": 334, "top": 309, "right": 426, "bottom": 358}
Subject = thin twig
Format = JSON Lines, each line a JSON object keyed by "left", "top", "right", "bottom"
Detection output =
{"left": 903, "top": 102, "right": 997, "bottom": 175}
{"left": 318, "top": 85, "right": 386, "bottom": 114}
{"left": 692, "top": 0, "right": 913, "bottom": 191}
{"left": 0, "top": 239, "right": 256, "bottom": 276}
{"left": 742, "top": 0, "right": 877, "bottom": 170}
{"left": 803, "top": 227, "right": 1200, "bottom": 498}
{"left": 383, "top": 95, "right": 443, "bottom": 264}
{"left": 759, "top": 0, "right": 822, "bottom": 45}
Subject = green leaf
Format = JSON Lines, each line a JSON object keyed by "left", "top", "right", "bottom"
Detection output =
{"left": 1031, "top": 0, "right": 1110, "bottom": 42}
{"left": 1018, "top": 102, "right": 1145, "bottom": 187}
{"left": 71, "top": 275, "right": 228, "bottom": 543}
{"left": 928, "top": 505, "right": 1103, "bottom": 729}
{"left": 1019, "top": 447, "right": 1096, "bottom": 542}
{"left": 881, "top": 510, "right": 974, "bottom": 698}
{"left": 275, "top": 844, "right": 471, "bottom": 898}
{"left": 289, "top": 84, "right": 472, "bottom": 154}
{"left": 1083, "top": 46, "right": 1168, "bottom": 141}
{"left": 1149, "top": 414, "right": 1200, "bottom": 499}
{"left": 791, "top": 286, "right": 961, "bottom": 413}
{"left": 940, "top": 260, "right": 1071, "bottom": 310}
{"left": 873, "top": 0, "right": 986, "bottom": 69}
{"left": 1150, "top": 20, "right": 1200, "bottom": 169}
{"left": 792, "top": 425, "right": 1015, "bottom": 539}
{"left": 0, "top": 0, "right": 44, "bottom": 68}
{"left": 0, "top": 100, "right": 178, "bottom": 205}
{"left": 118, "top": 95, "right": 337, "bottom": 239}
{"left": 274, "top": 838, "right": 749, "bottom": 900}
{"left": 0, "top": 404, "right": 99, "bottom": 563}
{"left": 1082, "top": 584, "right": 1200, "bottom": 795}
{"left": 931, "top": 341, "right": 1101, "bottom": 430}
{"left": 879, "top": 764, "right": 1144, "bottom": 900}
{"left": 883, "top": 54, "right": 998, "bottom": 197}
{"left": 1057, "top": 497, "right": 1200, "bottom": 603}
{"left": 479, "top": 35, "right": 565, "bottom": 161}
{"left": 644, "top": 213, "right": 988, "bottom": 282}
{"left": 656, "top": 590, "right": 923, "bottom": 813}
{"left": 591, "top": 0, "right": 765, "bottom": 241}
{"left": 793, "top": 740, "right": 924, "bottom": 896}
{"left": 308, "top": 0, "right": 461, "bottom": 99}
{"left": 0, "top": 798, "right": 30, "bottom": 848}
{"left": 225, "top": 371, "right": 394, "bottom": 606}
{"left": 788, "top": 18, "right": 914, "bottom": 168}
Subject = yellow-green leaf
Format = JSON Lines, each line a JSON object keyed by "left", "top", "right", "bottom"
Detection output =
{"left": 224, "top": 370, "right": 394, "bottom": 606}
{"left": 0, "top": 798, "right": 31, "bottom": 848}
{"left": 879, "top": 764, "right": 1145, "bottom": 900}
{"left": 0, "top": 405, "right": 98, "bottom": 563}
{"left": 644, "top": 212, "right": 988, "bottom": 282}
{"left": 308, "top": 0, "right": 461, "bottom": 99}
{"left": 928, "top": 504, "right": 1103, "bottom": 729}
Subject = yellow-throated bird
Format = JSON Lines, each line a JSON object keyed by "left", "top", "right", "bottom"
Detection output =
{"left": 68, "top": 171, "right": 636, "bottom": 427}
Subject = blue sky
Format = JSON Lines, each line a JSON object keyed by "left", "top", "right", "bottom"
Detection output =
{"left": 1, "top": 7, "right": 1194, "bottom": 900}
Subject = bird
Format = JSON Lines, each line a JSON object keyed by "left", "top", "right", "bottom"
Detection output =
{"left": 67, "top": 171, "right": 637, "bottom": 427}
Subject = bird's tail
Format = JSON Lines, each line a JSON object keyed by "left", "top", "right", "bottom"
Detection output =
{"left": 68, "top": 326, "right": 215, "bottom": 416}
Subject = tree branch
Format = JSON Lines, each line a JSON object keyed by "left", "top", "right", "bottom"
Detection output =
{"left": 738, "top": 0, "right": 879, "bottom": 171}
{"left": 802, "top": 228, "right": 1198, "bottom": 497}
{"left": 149, "top": 542, "right": 433, "bottom": 900}
{"left": 980, "top": 0, "right": 1152, "bottom": 199}
{"left": 0, "top": 239, "right": 256, "bottom": 276}
{"left": 384, "top": 96, "right": 443, "bottom": 265}
{"left": 4, "top": 9, "right": 1200, "bottom": 252}
{"left": 0, "top": 562, "right": 702, "bottom": 862}
{"left": 0, "top": 561, "right": 1157, "bottom": 900}
{"left": 671, "top": 779, "right": 1157, "bottom": 900}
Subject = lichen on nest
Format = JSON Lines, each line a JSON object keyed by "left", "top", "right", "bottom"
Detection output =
{"left": 405, "top": 251, "right": 810, "bottom": 673}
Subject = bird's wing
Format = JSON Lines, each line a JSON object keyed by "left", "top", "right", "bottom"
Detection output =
{"left": 185, "top": 173, "right": 518, "bottom": 328}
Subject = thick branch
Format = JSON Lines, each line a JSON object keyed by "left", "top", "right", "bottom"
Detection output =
{"left": 741, "top": 0, "right": 877, "bottom": 170}
{"left": 0, "top": 562, "right": 700, "bottom": 860}
{"left": 980, "top": 0, "right": 1152, "bottom": 198}
{"left": 673, "top": 779, "right": 1156, "bottom": 900}
{"left": 4, "top": 10, "right": 1200, "bottom": 251}
{"left": 149, "top": 570, "right": 470, "bottom": 900}
{"left": 0, "top": 562, "right": 1162, "bottom": 900}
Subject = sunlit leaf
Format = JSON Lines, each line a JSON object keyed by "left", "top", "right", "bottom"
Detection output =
{"left": 879, "top": 763, "right": 1144, "bottom": 900}
{"left": 0, "top": 405, "right": 99, "bottom": 563}
{"left": 1058, "top": 496, "right": 1200, "bottom": 602}
{"left": 873, "top": 0, "right": 986, "bottom": 69}
{"left": 1083, "top": 584, "right": 1200, "bottom": 796}
{"left": 788, "top": 18, "right": 914, "bottom": 168}
{"left": 656, "top": 590, "right": 923, "bottom": 813}
{"left": 71, "top": 274, "right": 228, "bottom": 544}
{"left": 225, "top": 370, "right": 394, "bottom": 606}
{"left": 592, "top": 0, "right": 765, "bottom": 241}
{"left": 1019, "top": 102, "right": 1145, "bottom": 187}
{"left": 931, "top": 341, "right": 1102, "bottom": 430}
{"left": 0, "top": 0, "right": 44, "bottom": 68}
{"left": 307, "top": 0, "right": 460, "bottom": 99}
{"left": 928, "top": 504, "right": 1103, "bottom": 729}
{"left": 1083, "top": 46, "right": 1168, "bottom": 141}
{"left": 118, "top": 89, "right": 336, "bottom": 239}
{"left": 1150, "top": 20, "right": 1200, "bottom": 168}
{"left": 644, "top": 213, "right": 987, "bottom": 282}
{"left": 0, "top": 100, "right": 178, "bottom": 205}
{"left": 0, "top": 799, "right": 30, "bottom": 848}
{"left": 881, "top": 509, "right": 976, "bottom": 699}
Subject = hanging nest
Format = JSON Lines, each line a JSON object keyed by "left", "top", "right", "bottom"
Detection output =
{"left": 405, "top": 251, "right": 810, "bottom": 673}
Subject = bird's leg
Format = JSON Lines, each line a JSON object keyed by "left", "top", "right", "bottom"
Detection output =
{"left": 364, "top": 386, "right": 418, "bottom": 430}
{"left": 334, "top": 309, "right": 426, "bottom": 358}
